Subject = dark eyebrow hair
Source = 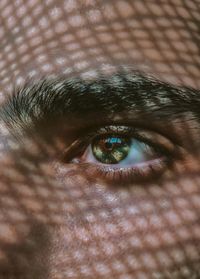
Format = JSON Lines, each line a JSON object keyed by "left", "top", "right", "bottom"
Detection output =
{"left": 1, "top": 72, "right": 200, "bottom": 130}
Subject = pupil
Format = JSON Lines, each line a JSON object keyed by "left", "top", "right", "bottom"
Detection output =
{"left": 92, "top": 136, "right": 131, "bottom": 164}
{"left": 104, "top": 141, "right": 113, "bottom": 150}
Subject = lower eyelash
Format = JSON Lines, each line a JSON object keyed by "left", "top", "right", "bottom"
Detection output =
{"left": 76, "top": 157, "right": 170, "bottom": 185}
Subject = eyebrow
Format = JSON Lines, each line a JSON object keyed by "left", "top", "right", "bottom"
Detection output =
{"left": 1, "top": 72, "right": 200, "bottom": 129}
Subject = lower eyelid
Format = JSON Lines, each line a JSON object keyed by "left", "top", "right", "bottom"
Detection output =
{"left": 73, "top": 157, "right": 169, "bottom": 185}
{"left": 70, "top": 146, "right": 172, "bottom": 183}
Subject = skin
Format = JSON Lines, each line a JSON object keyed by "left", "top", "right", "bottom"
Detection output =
{"left": 0, "top": 0, "right": 200, "bottom": 278}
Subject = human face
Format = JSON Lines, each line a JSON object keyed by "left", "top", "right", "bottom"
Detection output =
{"left": 0, "top": 1, "right": 200, "bottom": 278}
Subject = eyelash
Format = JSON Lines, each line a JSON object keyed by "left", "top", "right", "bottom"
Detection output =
{"left": 62, "top": 125, "right": 177, "bottom": 184}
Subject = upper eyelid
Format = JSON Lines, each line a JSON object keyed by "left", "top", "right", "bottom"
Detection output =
{"left": 74, "top": 121, "right": 184, "bottom": 149}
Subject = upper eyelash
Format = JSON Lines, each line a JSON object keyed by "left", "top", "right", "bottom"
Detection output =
{"left": 87, "top": 126, "right": 174, "bottom": 154}
{"left": 62, "top": 125, "right": 177, "bottom": 164}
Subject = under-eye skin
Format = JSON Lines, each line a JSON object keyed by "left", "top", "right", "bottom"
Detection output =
{"left": 62, "top": 125, "right": 179, "bottom": 184}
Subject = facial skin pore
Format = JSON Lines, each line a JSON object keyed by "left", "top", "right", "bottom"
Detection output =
{"left": 0, "top": 1, "right": 200, "bottom": 278}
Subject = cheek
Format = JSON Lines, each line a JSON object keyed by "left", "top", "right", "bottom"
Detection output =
{"left": 46, "top": 163, "right": 200, "bottom": 277}
{"left": 0, "top": 156, "right": 200, "bottom": 278}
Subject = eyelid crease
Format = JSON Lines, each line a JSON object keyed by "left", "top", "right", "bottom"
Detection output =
{"left": 72, "top": 122, "right": 184, "bottom": 151}
{"left": 87, "top": 125, "right": 175, "bottom": 151}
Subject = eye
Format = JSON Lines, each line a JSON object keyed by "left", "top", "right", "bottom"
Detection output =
{"left": 63, "top": 125, "right": 178, "bottom": 184}
{"left": 85, "top": 136, "right": 156, "bottom": 165}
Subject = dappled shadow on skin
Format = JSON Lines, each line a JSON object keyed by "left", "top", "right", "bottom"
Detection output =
{"left": 0, "top": 222, "right": 51, "bottom": 279}
{"left": 0, "top": 0, "right": 200, "bottom": 277}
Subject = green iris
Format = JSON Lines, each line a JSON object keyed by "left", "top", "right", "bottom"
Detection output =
{"left": 92, "top": 136, "right": 132, "bottom": 164}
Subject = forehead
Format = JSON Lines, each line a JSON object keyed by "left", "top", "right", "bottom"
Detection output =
{"left": 0, "top": 0, "right": 200, "bottom": 98}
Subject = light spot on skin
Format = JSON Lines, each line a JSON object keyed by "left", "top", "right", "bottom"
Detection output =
{"left": 145, "top": 234, "right": 160, "bottom": 248}
{"left": 55, "top": 20, "right": 69, "bottom": 33}
{"left": 91, "top": 224, "right": 105, "bottom": 238}
{"left": 119, "top": 275, "right": 133, "bottom": 279}
{"left": 68, "top": 14, "right": 85, "bottom": 27}
{"left": 112, "top": 260, "right": 126, "bottom": 273}
{"left": 80, "top": 265, "right": 93, "bottom": 277}
{"left": 141, "top": 253, "right": 157, "bottom": 269}
{"left": 126, "top": 205, "right": 139, "bottom": 216}
{"left": 164, "top": 211, "right": 182, "bottom": 226}
{"left": 161, "top": 231, "right": 176, "bottom": 245}
{"left": 49, "top": 6, "right": 62, "bottom": 20}
{"left": 87, "top": 9, "right": 102, "bottom": 23}
{"left": 63, "top": 0, "right": 77, "bottom": 13}
{"left": 129, "top": 236, "right": 143, "bottom": 249}
{"left": 63, "top": 268, "right": 77, "bottom": 278}
{"left": 41, "top": 63, "right": 54, "bottom": 72}
{"left": 156, "top": 251, "right": 173, "bottom": 268}
{"left": 116, "top": 1, "right": 135, "bottom": 17}
{"left": 95, "top": 262, "right": 111, "bottom": 276}
{"left": 0, "top": 224, "right": 19, "bottom": 243}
